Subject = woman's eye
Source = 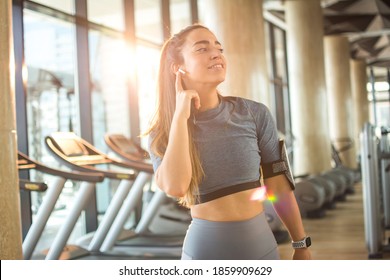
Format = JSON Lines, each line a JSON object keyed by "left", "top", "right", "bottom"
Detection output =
{"left": 197, "top": 48, "right": 207, "bottom": 52}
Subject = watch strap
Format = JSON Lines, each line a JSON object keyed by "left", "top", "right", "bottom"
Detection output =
{"left": 291, "top": 236, "right": 311, "bottom": 249}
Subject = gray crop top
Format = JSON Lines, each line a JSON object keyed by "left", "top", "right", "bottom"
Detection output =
{"left": 148, "top": 96, "right": 281, "bottom": 204}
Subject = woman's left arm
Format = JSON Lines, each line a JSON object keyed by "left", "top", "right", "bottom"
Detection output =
{"left": 264, "top": 175, "right": 312, "bottom": 260}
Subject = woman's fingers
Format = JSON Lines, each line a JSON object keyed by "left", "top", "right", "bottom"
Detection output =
{"left": 175, "top": 70, "right": 184, "bottom": 94}
{"left": 192, "top": 93, "right": 201, "bottom": 110}
{"left": 174, "top": 70, "right": 201, "bottom": 118}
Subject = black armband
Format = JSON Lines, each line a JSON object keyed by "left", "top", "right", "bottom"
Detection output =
{"left": 261, "top": 140, "right": 295, "bottom": 190}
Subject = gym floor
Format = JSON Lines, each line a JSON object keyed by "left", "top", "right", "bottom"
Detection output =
{"left": 278, "top": 182, "right": 390, "bottom": 260}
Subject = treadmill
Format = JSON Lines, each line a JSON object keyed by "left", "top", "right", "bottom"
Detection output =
{"left": 18, "top": 152, "right": 104, "bottom": 259}
{"left": 98, "top": 134, "right": 188, "bottom": 257}
{"left": 104, "top": 133, "right": 191, "bottom": 228}
{"left": 45, "top": 132, "right": 184, "bottom": 259}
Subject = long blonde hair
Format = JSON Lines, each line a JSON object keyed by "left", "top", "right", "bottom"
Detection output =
{"left": 145, "top": 24, "right": 208, "bottom": 207}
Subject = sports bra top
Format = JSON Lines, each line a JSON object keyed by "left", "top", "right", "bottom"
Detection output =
{"left": 148, "top": 95, "right": 281, "bottom": 204}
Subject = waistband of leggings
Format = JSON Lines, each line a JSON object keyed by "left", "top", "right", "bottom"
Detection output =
{"left": 191, "top": 211, "right": 266, "bottom": 229}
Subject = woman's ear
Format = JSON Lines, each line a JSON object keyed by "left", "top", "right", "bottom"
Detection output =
{"left": 172, "top": 64, "right": 186, "bottom": 75}
{"left": 171, "top": 64, "right": 180, "bottom": 75}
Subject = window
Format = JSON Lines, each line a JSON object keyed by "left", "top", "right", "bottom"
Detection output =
{"left": 135, "top": 0, "right": 163, "bottom": 44}
{"left": 87, "top": 0, "right": 125, "bottom": 31}
{"left": 24, "top": 9, "right": 77, "bottom": 165}
{"left": 170, "top": 0, "right": 192, "bottom": 34}
{"left": 89, "top": 31, "right": 131, "bottom": 151}
{"left": 30, "top": 0, "right": 74, "bottom": 14}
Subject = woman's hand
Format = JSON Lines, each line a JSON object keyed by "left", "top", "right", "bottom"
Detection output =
{"left": 174, "top": 70, "right": 201, "bottom": 120}
{"left": 292, "top": 248, "right": 312, "bottom": 260}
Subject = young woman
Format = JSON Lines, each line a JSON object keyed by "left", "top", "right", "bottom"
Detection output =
{"left": 145, "top": 24, "right": 312, "bottom": 260}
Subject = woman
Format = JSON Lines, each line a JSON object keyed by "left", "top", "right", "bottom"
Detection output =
{"left": 145, "top": 24, "right": 312, "bottom": 260}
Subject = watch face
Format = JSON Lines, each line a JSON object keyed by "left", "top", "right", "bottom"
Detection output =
{"left": 306, "top": 237, "right": 311, "bottom": 247}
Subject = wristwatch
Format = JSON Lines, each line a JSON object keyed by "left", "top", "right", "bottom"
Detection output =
{"left": 291, "top": 236, "right": 311, "bottom": 249}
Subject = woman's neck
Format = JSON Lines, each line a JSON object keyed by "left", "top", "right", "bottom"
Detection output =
{"left": 197, "top": 88, "right": 220, "bottom": 112}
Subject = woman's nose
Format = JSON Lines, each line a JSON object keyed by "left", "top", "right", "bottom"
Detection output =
{"left": 210, "top": 47, "right": 222, "bottom": 60}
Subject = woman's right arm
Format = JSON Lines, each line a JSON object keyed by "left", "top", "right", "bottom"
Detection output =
{"left": 154, "top": 71, "right": 200, "bottom": 197}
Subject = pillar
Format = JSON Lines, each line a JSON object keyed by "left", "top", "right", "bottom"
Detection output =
{"left": 324, "top": 35, "right": 357, "bottom": 168}
{"left": 350, "top": 58, "right": 369, "bottom": 155}
{"left": 199, "top": 0, "right": 271, "bottom": 107}
{"left": 0, "top": 0, "right": 23, "bottom": 259}
{"left": 285, "top": 0, "right": 332, "bottom": 175}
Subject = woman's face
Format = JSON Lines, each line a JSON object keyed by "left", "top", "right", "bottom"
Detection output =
{"left": 179, "top": 28, "right": 227, "bottom": 89}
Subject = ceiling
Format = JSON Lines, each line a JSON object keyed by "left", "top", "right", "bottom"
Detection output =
{"left": 264, "top": 0, "right": 390, "bottom": 80}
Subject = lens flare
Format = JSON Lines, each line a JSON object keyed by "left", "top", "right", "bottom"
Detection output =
{"left": 267, "top": 193, "right": 277, "bottom": 202}
{"left": 250, "top": 186, "right": 267, "bottom": 201}
{"left": 250, "top": 185, "right": 277, "bottom": 202}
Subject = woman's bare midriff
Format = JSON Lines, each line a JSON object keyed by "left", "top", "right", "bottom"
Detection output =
{"left": 190, "top": 188, "right": 264, "bottom": 222}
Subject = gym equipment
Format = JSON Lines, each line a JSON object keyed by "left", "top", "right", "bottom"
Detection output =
{"left": 294, "top": 179, "right": 326, "bottom": 218}
{"left": 307, "top": 175, "right": 337, "bottom": 209}
{"left": 380, "top": 127, "right": 390, "bottom": 229}
{"left": 360, "top": 122, "right": 390, "bottom": 258}
{"left": 44, "top": 132, "right": 146, "bottom": 259}
{"left": 99, "top": 134, "right": 187, "bottom": 257}
{"left": 45, "top": 132, "right": 184, "bottom": 259}
{"left": 18, "top": 152, "right": 104, "bottom": 260}
{"left": 332, "top": 167, "right": 355, "bottom": 195}
{"left": 19, "top": 179, "right": 48, "bottom": 192}
{"left": 104, "top": 133, "right": 191, "bottom": 227}
{"left": 321, "top": 169, "right": 348, "bottom": 202}
{"left": 331, "top": 137, "right": 362, "bottom": 194}
{"left": 103, "top": 134, "right": 150, "bottom": 163}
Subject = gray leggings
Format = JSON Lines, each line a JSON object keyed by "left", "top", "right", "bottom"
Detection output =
{"left": 181, "top": 212, "right": 280, "bottom": 260}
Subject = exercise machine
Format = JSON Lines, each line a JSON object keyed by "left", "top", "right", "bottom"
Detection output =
{"left": 380, "top": 127, "right": 390, "bottom": 230}
{"left": 360, "top": 122, "right": 390, "bottom": 258}
{"left": 18, "top": 152, "right": 104, "bottom": 259}
{"left": 307, "top": 174, "right": 337, "bottom": 210}
{"left": 294, "top": 179, "right": 326, "bottom": 218}
{"left": 45, "top": 132, "right": 184, "bottom": 259}
{"left": 103, "top": 133, "right": 191, "bottom": 230}
{"left": 44, "top": 132, "right": 156, "bottom": 259}
{"left": 99, "top": 134, "right": 187, "bottom": 257}
{"left": 320, "top": 169, "right": 348, "bottom": 202}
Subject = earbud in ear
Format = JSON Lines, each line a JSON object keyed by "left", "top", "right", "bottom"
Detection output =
{"left": 178, "top": 68, "right": 186, "bottom": 74}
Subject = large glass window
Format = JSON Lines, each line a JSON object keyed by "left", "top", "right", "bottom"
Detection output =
{"left": 135, "top": 0, "right": 163, "bottom": 44}
{"left": 170, "top": 0, "right": 192, "bottom": 34}
{"left": 23, "top": 8, "right": 83, "bottom": 253}
{"left": 136, "top": 44, "right": 161, "bottom": 148}
{"left": 24, "top": 9, "right": 77, "bottom": 165}
{"left": 87, "top": 0, "right": 125, "bottom": 31}
{"left": 30, "top": 0, "right": 74, "bottom": 14}
{"left": 367, "top": 68, "right": 390, "bottom": 128}
{"left": 265, "top": 21, "right": 294, "bottom": 169}
{"left": 89, "top": 31, "right": 131, "bottom": 150}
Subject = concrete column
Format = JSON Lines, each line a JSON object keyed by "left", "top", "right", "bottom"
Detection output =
{"left": 350, "top": 58, "right": 369, "bottom": 155}
{"left": 285, "top": 0, "right": 332, "bottom": 175}
{"left": 0, "top": 0, "right": 23, "bottom": 259}
{"left": 199, "top": 0, "right": 271, "bottom": 107}
{"left": 324, "top": 36, "right": 357, "bottom": 168}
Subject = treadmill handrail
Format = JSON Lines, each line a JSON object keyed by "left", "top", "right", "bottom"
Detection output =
{"left": 19, "top": 179, "right": 48, "bottom": 192}
{"left": 45, "top": 134, "right": 137, "bottom": 180}
{"left": 104, "top": 134, "right": 154, "bottom": 174}
{"left": 105, "top": 134, "right": 149, "bottom": 159}
{"left": 18, "top": 152, "right": 104, "bottom": 183}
